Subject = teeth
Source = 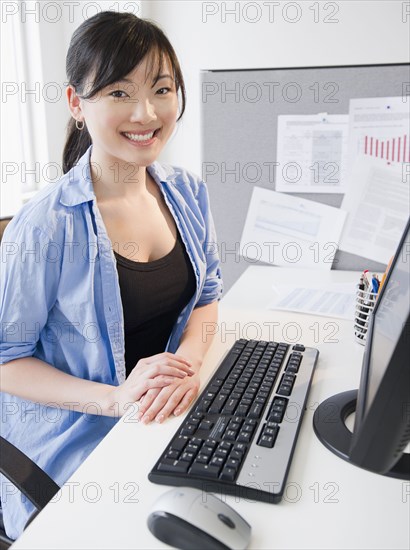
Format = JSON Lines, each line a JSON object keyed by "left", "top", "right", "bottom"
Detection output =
{"left": 123, "top": 131, "right": 155, "bottom": 142}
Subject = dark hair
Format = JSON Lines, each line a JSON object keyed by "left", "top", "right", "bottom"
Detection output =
{"left": 63, "top": 11, "right": 186, "bottom": 173}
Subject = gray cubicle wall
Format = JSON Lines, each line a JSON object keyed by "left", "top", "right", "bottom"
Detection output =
{"left": 201, "top": 64, "right": 410, "bottom": 292}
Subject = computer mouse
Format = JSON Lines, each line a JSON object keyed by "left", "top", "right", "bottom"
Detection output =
{"left": 147, "top": 487, "right": 252, "bottom": 550}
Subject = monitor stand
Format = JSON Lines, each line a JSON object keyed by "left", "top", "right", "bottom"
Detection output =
{"left": 313, "top": 390, "right": 410, "bottom": 480}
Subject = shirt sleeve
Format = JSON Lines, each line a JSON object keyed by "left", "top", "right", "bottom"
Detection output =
{"left": 0, "top": 220, "right": 61, "bottom": 364}
{"left": 195, "top": 180, "right": 224, "bottom": 307}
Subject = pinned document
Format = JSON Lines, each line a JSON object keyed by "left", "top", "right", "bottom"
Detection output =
{"left": 347, "top": 96, "right": 410, "bottom": 170}
{"left": 275, "top": 114, "right": 349, "bottom": 193}
{"left": 339, "top": 157, "right": 408, "bottom": 263}
{"left": 240, "top": 186, "right": 347, "bottom": 269}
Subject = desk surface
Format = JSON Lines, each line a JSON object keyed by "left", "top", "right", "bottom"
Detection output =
{"left": 12, "top": 268, "right": 410, "bottom": 550}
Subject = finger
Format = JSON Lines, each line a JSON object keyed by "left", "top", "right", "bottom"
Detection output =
{"left": 141, "top": 386, "right": 177, "bottom": 425}
{"left": 144, "top": 353, "right": 194, "bottom": 370}
{"left": 174, "top": 388, "right": 198, "bottom": 417}
{"left": 146, "top": 365, "right": 192, "bottom": 379}
{"left": 153, "top": 386, "right": 189, "bottom": 423}
{"left": 154, "top": 359, "right": 195, "bottom": 375}
{"left": 132, "top": 377, "right": 176, "bottom": 402}
{"left": 137, "top": 388, "right": 161, "bottom": 417}
{"left": 130, "top": 364, "right": 186, "bottom": 381}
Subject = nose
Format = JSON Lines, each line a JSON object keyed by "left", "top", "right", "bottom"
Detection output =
{"left": 129, "top": 96, "right": 157, "bottom": 125}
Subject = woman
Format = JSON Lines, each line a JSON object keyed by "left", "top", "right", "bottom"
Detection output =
{"left": 0, "top": 11, "right": 222, "bottom": 539}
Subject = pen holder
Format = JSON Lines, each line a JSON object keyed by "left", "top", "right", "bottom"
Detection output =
{"left": 354, "top": 287, "right": 378, "bottom": 345}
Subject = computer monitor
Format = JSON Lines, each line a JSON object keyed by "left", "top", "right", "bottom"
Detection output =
{"left": 313, "top": 217, "right": 410, "bottom": 480}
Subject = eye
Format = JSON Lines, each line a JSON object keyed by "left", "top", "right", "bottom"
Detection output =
{"left": 110, "top": 90, "right": 128, "bottom": 99}
{"left": 156, "top": 87, "right": 172, "bottom": 95}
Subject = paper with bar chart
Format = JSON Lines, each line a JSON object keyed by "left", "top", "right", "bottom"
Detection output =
{"left": 347, "top": 96, "right": 410, "bottom": 167}
{"left": 339, "top": 96, "right": 410, "bottom": 263}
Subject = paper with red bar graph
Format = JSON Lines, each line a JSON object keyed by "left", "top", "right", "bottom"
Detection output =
{"left": 339, "top": 97, "right": 409, "bottom": 263}
{"left": 347, "top": 96, "right": 409, "bottom": 167}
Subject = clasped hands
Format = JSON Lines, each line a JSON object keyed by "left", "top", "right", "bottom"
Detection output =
{"left": 109, "top": 352, "right": 200, "bottom": 424}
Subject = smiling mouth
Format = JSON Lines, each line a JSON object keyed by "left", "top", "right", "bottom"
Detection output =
{"left": 121, "top": 129, "right": 160, "bottom": 142}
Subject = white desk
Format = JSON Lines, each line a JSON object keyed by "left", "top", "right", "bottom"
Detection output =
{"left": 11, "top": 268, "right": 410, "bottom": 550}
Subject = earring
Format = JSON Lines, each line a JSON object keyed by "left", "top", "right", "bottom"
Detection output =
{"left": 75, "top": 119, "right": 85, "bottom": 131}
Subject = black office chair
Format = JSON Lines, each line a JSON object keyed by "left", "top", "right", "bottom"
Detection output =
{"left": 0, "top": 437, "right": 60, "bottom": 549}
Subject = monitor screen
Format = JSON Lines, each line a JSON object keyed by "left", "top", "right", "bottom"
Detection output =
{"left": 349, "top": 217, "right": 410, "bottom": 475}
{"left": 365, "top": 224, "right": 410, "bottom": 415}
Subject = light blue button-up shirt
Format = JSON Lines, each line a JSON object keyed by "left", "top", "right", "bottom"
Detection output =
{"left": 0, "top": 145, "right": 223, "bottom": 539}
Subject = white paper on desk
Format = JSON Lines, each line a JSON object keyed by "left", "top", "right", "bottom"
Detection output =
{"left": 347, "top": 96, "right": 410, "bottom": 171}
{"left": 268, "top": 283, "right": 356, "bottom": 320}
{"left": 275, "top": 114, "right": 349, "bottom": 193}
{"left": 339, "top": 156, "right": 409, "bottom": 263}
{"left": 240, "top": 186, "right": 347, "bottom": 269}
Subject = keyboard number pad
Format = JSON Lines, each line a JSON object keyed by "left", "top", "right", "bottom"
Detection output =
{"left": 257, "top": 397, "right": 288, "bottom": 449}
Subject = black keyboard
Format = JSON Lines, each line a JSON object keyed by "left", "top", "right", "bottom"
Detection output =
{"left": 149, "top": 338, "right": 319, "bottom": 503}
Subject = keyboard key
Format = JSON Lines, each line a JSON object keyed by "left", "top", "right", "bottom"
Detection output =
{"left": 230, "top": 450, "right": 243, "bottom": 461}
{"left": 258, "top": 435, "right": 274, "bottom": 448}
{"left": 170, "top": 436, "right": 188, "bottom": 451}
{"left": 210, "top": 456, "right": 225, "bottom": 468}
{"left": 181, "top": 452, "right": 195, "bottom": 462}
{"left": 189, "top": 463, "right": 221, "bottom": 478}
{"left": 209, "top": 394, "right": 228, "bottom": 414}
{"left": 199, "top": 420, "right": 214, "bottom": 431}
{"left": 236, "top": 404, "right": 250, "bottom": 416}
{"left": 158, "top": 459, "right": 189, "bottom": 473}
{"left": 249, "top": 403, "right": 264, "bottom": 418}
{"left": 226, "top": 457, "right": 240, "bottom": 469}
{"left": 268, "top": 411, "right": 283, "bottom": 423}
{"left": 220, "top": 467, "right": 236, "bottom": 482}
{"left": 242, "top": 424, "right": 254, "bottom": 434}
{"left": 196, "top": 399, "right": 212, "bottom": 413}
{"left": 222, "top": 398, "right": 239, "bottom": 414}
{"left": 214, "top": 448, "right": 230, "bottom": 459}
{"left": 201, "top": 446, "right": 214, "bottom": 457}
{"left": 225, "top": 430, "right": 237, "bottom": 441}
{"left": 237, "top": 431, "right": 252, "bottom": 443}
{"left": 233, "top": 442, "right": 247, "bottom": 453}
{"left": 293, "top": 344, "right": 305, "bottom": 351}
{"left": 244, "top": 418, "right": 257, "bottom": 427}
{"left": 196, "top": 454, "right": 210, "bottom": 464}
{"left": 165, "top": 449, "right": 180, "bottom": 459}
{"left": 180, "top": 424, "right": 196, "bottom": 436}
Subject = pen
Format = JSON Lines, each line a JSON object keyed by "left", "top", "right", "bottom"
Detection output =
{"left": 371, "top": 276, "right": 379, "bottom": 294}
{"left": 378, "top": 256, "right": 393, "bottom": 295}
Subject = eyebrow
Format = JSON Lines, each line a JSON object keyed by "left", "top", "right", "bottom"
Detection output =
{"left": 114, "top": 74, "right": 174, "bottom": 86}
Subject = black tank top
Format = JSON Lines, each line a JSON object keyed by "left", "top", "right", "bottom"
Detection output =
{"left": 114, "top": 231, "right": 196, "bottom": 377}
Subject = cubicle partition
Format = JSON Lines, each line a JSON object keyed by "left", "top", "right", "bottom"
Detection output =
{"left": 201, "top": 63, "right": 409, "bottom": 291}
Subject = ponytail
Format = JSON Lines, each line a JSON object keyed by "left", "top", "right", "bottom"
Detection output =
{"left": 62, "top": 117, "right": 92, "bottom": 174}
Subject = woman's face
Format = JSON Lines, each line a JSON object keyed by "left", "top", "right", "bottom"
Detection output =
{"left": 70, "top": 55, "right": 179, "bottom": 168}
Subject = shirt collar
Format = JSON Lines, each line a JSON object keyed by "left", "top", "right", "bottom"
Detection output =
{"left": 60, "top": 145, "right": 177, "bottom": 207}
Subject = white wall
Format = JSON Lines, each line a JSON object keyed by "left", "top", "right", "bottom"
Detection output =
{"left": 143, "top": 0, "right": 410, "bottom": 176}
{"left": 1, "top": 1, "right": 409, "bottom": 216}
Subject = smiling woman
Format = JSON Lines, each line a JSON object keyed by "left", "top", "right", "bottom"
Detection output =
{"left": 0, "top": 11, "right": 222, "bottom": 542}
